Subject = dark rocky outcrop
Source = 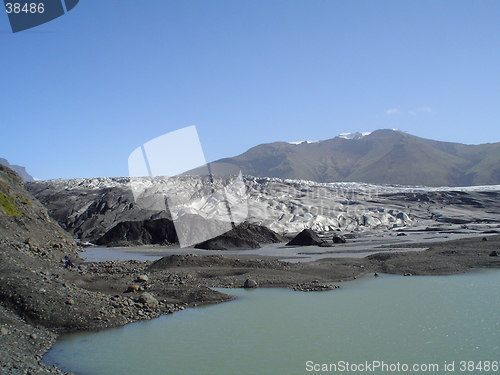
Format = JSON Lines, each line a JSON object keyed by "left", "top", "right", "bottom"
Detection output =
{"left": 26, "top": 178, "right": 172, "bottom": 242}
{"left": 194, "top": 222, "right": 285, "bottom": 250}
{"left": 286, "top": 229, "right": 325, "bottom": 246}
{"left": 96, "top": 218, "right": 178, "bottom": 247}
{"left": 95, "top": 218, "right": 284, "bottom": 249}
{"left": 195, "top": 234, "right": 260, "bottom": 250}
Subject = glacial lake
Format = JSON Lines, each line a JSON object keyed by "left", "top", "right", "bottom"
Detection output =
{"left": 44, "top": 270, "right": 500, "bottom": 375}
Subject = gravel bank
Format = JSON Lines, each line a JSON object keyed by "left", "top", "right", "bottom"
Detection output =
{"left": 2, "top": 234, "right": 500, "bottom": 374}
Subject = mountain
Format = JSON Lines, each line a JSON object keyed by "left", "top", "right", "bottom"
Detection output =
{"left": 0, "top": 158, "right": 35, "bottom": 182}
{"left": 216, "top": 129, "right": 500, "bottom": 187}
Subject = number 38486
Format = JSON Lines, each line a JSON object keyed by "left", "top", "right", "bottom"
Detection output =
{"left": 5, "top": 3, "right": 45, "bottom": 14}
{"left": 459, "top": 361, "right": 499, "bottom": 372}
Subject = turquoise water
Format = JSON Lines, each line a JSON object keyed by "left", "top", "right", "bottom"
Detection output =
{"left": 44, "top": 270, "right": 500, "bottom": 375}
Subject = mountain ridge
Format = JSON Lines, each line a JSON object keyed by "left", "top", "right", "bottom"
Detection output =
{"left": 0, "top": 158, "right": 35, "bottom": 182}
{"left": 216, "top": 129, "right": 500, "bottom": 187}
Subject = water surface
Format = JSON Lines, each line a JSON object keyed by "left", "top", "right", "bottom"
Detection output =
{"left": 44, "top": 270, "right": 500, "bottom": 375}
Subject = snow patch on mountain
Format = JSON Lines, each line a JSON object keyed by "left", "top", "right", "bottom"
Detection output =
{"left": 288, "top": 140, "right": 320, "bottom": 145}
{"left": 338, "top": 131, "right": 372, "bottom": 140}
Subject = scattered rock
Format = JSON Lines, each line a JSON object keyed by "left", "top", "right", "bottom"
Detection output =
{"left": 126, "top": 285, "right": 140, "bottom": 293}
{"left": 293, "top": 281, "right": 338, "bottom": 292}
{"left": 65, "top": 299, "right": 75, "bottom": 305}
{"left": 489, "top": 251, "right": 498, "bottom": 257}
{"left": 0, "top": 326, "right": 10, "bottom": 335}
{"left": 138, "top": 292, "right": 158, "bottom": 306}
{"left": 243, "top": 279, "right": 258, "bottom": 288}
{"left": 397, "top": 233, "right": 407, "bottom": 236}
{"left": 24, "top": 238, "right": 39, "bottom": 248}
{"left": 482, "top": 237, "right": 488, "bottom": 241}
{"left": 136, "top": 275, "right": 149, "bottom": 282}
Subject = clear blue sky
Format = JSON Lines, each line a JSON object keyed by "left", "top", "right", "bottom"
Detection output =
{"left": 1, "top": 0, "right": 499, "bottom": 180}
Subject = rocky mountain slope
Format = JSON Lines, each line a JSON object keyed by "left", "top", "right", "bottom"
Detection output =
{"left": 216, "top": 129, "right": 500, "bottom": 186}
{"left": 0, "top": 158, "right": 35, "bottom": 182}
{"left": 0, "top": 164, "right": 75, "bottom": 250}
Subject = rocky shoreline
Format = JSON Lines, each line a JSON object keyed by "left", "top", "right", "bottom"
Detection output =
{"left": 1, "top": 234, "right": 499, "bottom": 375}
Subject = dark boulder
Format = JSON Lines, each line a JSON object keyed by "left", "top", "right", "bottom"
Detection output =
{"left": 243, "top": 279, "right": 258, "bottom": 288}
{"left": 489, "top": 251, "right": 498, "bottom": 257}
{"left": 286, "top": 229, "right": 324, "bottom": 246}
{"left": 332, "top": 235, "right": 346, "bottom": 244}
{"left": 194, "top": 222, "right": 285, "bottom": 250}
